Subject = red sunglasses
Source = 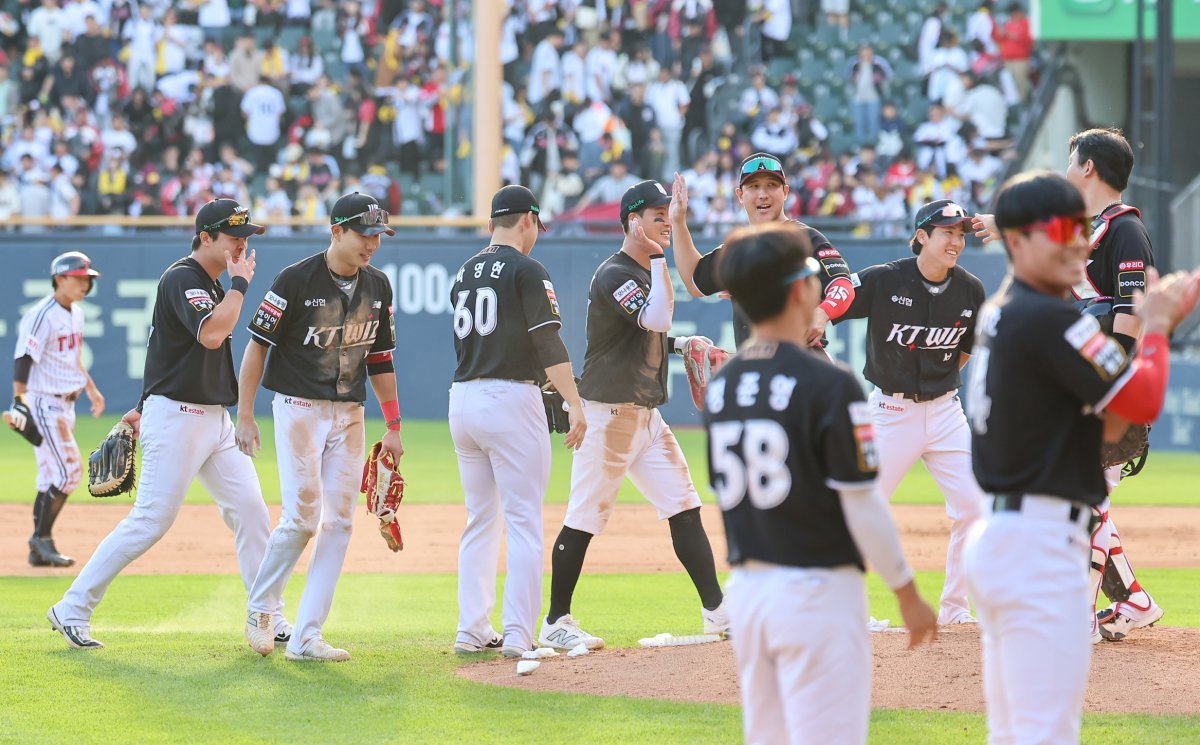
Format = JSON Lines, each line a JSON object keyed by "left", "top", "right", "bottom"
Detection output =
{"left": 1021, "top": 214, "right": 1091, "bottom": 245}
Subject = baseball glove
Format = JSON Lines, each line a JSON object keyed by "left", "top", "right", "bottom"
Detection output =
{"left": 682, "top": 336, "right": 730, "bottom": 411}
{"left": 88, "top": 422, "right": 137, "bottom": 497}
{"left": 1102, "top": 423, "right": 1150, "bottom": 469}
{"left": 3, "top": 396, "right": 43, "bottom": 447}
{"left": 542, "top": 384, "right": 570, "bottom": 434}
{"left": 361, "top": 440, "right": 405, "bottom": 552}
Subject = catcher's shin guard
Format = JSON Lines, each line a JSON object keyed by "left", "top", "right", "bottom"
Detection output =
{"left": 1101, "top": 517, "right": 1148, "bottom": 607}
{"left": 1089, "top": 507, "right": 1110, "bottom": 612}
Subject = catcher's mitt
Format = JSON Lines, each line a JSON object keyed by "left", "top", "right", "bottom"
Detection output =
{"left": 1102, "top": 423, "right": 1150, "bottom": 472}
{"left": 88, "top": 422, "right": 137, "bottom": 497}
{"left": 682, "top": 336, "right": 730, "bottom": 411}
{"left": 3, "top": 396, "right": 43, "bottom": 447}
{"left": 361, "top": 440, "right": 405, "bottom": 551}
{"left": 542, "top": 384, "right": 570, "bottom": 434}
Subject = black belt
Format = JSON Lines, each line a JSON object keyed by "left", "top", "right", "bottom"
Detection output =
{"left": 39, "top": 391, "right": 80, "bottom": 402}
{"left": 881, "top": 390, "right": 950, "bottom": 404}
{"left": 991, "top": 492, "right": 1087, "bottom": 523}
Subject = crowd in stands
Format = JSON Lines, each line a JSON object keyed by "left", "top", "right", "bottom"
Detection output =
{"left": 0, "top": 0, "right": 1036, "bottom": 236}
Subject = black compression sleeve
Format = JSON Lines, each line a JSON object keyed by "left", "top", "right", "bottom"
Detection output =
{"left": 13, "top": 355, "right": 32, "bottom": 385}
{"left": 530, "top": 324, "right": 570, "bottom": 369}
{"left": 367, "top": 360, "right": 396, "bottom": 376}
{"left": 1113, "top": 332, "right": 1137, "bottom": 356}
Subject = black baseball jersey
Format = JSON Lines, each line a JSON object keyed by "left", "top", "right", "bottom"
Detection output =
{"left": 248, "top": 252, "right": 396, "bottom": 402}
{"left": 578, "top": 251, "right": 669, "bottom": 407}
{"left": 838, "top": 258, "right": 985, "bottom": 397}
{"left": 966, "top": 278, "right": 1133, "bottom": 506}
{"left": 450, "top": 244, "right": 562, "bottom": 384}
{"left": 141, "top": 256, "right": 238, "bottom": 406}
{"left": 693, "top": 221, "right": 850, "bottom": 347}
{"left": 1073, "top": 204, "right": 1153, "bottom": 315}
{"left": 704, "top": 340, "right": 878, "bottom": 569}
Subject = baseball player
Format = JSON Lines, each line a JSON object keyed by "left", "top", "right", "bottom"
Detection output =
{"left": 48, "top": 198, "right": 289, "bottom": 650}
{"left": 238, "top": 192, "right": 402, "bottom": 662}
{"left": 5, "top": 252, "right": 105, "bottom": 567}
{"left": 835, "top": 199, "right": 986, "bottom": 625}
{"left": 964, "top": 171, "right": 1198, "bottom": 743}
{"left": 707, "top": 223, "right": 937, "bottom": 745}
{"left": 972, "top": 128, "right": 1163, "bottom": 642}
{"left": 449, "top": 185, "right": 586, "bottom": 657}
{"left": 672, "top": 153, "right": 857, "bottom": 348}
{"left": 539, "top": 178, "right": 728, "bottom": 650}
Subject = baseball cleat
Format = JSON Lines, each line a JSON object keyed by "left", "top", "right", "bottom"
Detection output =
{"left": 274, "top": 618, "right": 293, "bottom": 646}
{"left": 938, "top": 611, "right": 978, "bottom": 626}
{"left": 702, "top": 602, "right": 731, "bottom": 637}
{"left": 453, "top": 632, "right": 503, "bottom": 654}
{"left": 539, "top": 614, "right": 605, "bottom": 651}
{"left": 28, "top": 537, "right": 74, "bottom": 567}
{"left": 47, "top": 607, "right": 103, "bottom": 649}
{"left": 246, "top": 611, "right": 276, "bottom": 656}
{"left": 501, "top": 645, "right": 531, "bottom": 658}
{"left": 1099, "top": 602, "right": 1164, "bottom": 641}
{"left": 285, "top": 639, "right": 351, "bottom": 662}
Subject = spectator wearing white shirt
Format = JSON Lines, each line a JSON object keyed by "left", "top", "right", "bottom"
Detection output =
{"left": 339, "top": 1, "right": 371, "bottom": 80}
{"left": 584, "top": 31, "right": 619, "bottom": 103}
{"left": 203, "top": 40, "right": 232, "bottom": 82}
{"left": 3, "top": 127, "right": 51, "bottom": 172}
{"left": 0, "top": 170, "right": 19, "bottom": 224}
{"left": 913, "top": 103, "right": 966, "bottom": 179}
{"left": 286, "top": 0, "right": 312, "bottom": 26}
{"left": 646, "top": 65, "right": 690, "bottom": 181}
{"left": 48, "top": 163, "right": 79, "bottom": 218}
{"left": 100, "top": 115, "right": 138, "bottom": 163}
{"left": 574, "top": 98, "right": 613, "bottom": 145}
{"left": 738, "top": 69, "right": 779, "bottom": 128}
{"left": 574, "top": 160, "right": 640, "bottom": 212}
{"left": 616, "top": 47, "right": 660, "bottom": 92}
{"left": 240, "top": 78, "right": 287, "bottom": 171}
{"left": 958, "top": 139, "right": 1003, "bottom": 208}
{"left": 197, "top": 0, "right": 233, "bottom": 44}
{"left": 122, "top": 4, "right": 160, "bottom": 92}
{"left": 61, "top": 0, "right": 104, "bottom": 40}
{"left": 760, "top": 0, "right": 792, "bottom": 60}
{"left": 918, "top": 3, "right": 948, "bottom": 76}
{"left": 527, "top": 29, "right": 564, "bottom": 107}
{"left": 966, "top": 1, "right": 998, "bottom": 59}
{"left": 750, "top": 108, "right": 797, "bottom": 158}
{"left": 949, "top": 72, "right": 1008, "bottom": 140}
{"left": 392, "top": 77, "right": 431, "bottom": 177}
{"left": 928, "top": 29, "right": 970, "bottom": 103}
{"left": 29, "top": 0, "right": 69, "bottom": 64}
{"left": 561, "top": 40, "right": 589, "bottom": 105}
{"left": 288, "top": 36, "right": 324, "bottom": 95}
{"left": 681, "top": 151, "right": 719, "bottom": 223}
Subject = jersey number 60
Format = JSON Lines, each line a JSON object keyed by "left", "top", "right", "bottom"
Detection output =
{"left": 709, "top": 420, "right": 792, "bottom": 511}
{"left": 454, "top": 288, "right": 499, "bottom": 339}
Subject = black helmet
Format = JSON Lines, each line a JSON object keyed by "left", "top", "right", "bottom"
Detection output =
{"left": 51, "top": 251, "right": 101, "bottom": 278}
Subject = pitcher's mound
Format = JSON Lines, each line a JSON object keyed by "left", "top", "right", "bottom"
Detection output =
{"left": 458, "top": 625, "right": 1200, "bottom": 714}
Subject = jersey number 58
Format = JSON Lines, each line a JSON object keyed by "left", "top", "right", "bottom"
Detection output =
{"left": 709, "top": 420, "right": 792, "bottom": 511}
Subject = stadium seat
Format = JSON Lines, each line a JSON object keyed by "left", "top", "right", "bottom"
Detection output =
{"left": 312, "top": 27, "right": 338, "bottom": 53}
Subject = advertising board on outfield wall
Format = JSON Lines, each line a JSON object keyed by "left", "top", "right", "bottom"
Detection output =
{"left": 1034, "top": 0, "right": 1200, "bottom": 40}
{"left": 1, "top": 236, "right": 1197, "bottom": 452}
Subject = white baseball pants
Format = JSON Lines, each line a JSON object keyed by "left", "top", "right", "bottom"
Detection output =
{"left": 869, "top": 388, "right": 985, "bottom": 622}
{"left": 28, "top": 392, "right": 81, "bottom": 494}
{"left": 727, "top": 563, "right": 871, "bottom": 745}
{"left": 248, "top": 395, "right": 365, "bottom": 654}
{"left": 55, "top": 395, "right": 274, "bottom": 626}
{"left": 563, "top": 400, "right": 701, "bottom": 536}
{"left": 966, "top": 497, "right": 1093, "bottom": 745}
{"left": 450, "top": 379, "right": 550, "bottom": 651}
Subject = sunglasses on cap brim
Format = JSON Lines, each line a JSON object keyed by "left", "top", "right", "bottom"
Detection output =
{"left": 201, "top": 207, "right": 261, "bottom": 233}
{"left": 916, "top": 203, "right": 969, "bottom": 229}
{"left": 782, "top": 257, "right": 822, "bottom": 284}
{"left": 334, "top": 204, "right": 396, "bottom": 235}
{"left": 1019, "top": 214, "right": 1092, "bottom": 245}
{"left": 740, "top": 156, "right": 785, "bottom": 178}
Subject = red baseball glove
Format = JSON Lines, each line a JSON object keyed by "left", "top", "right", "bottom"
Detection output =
{"left": 361, "top": 440, "right": 405, "bottom": 551}
{"left": 682, "top": 336, "right": 730, "bottom": 411}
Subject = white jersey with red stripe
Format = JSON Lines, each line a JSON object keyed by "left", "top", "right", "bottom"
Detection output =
{"left": 14, "top": 296, "right": 87, "bottom": 395}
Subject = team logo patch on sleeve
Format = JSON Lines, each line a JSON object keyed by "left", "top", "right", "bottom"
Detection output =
{"left": 185, "top": 288, "right": 214, "bottom": 312}
{"left": 252, "top": 301, "right": 282, "bottom": 333}
{"left": 613, "top": 279, "right": 647, "bottom": 314}
{"left": 264, "top": 291, "right": 288, "bottom": 309}
{"left": 1064, "top": 315, "right": 1126, "bottom": 379}
{"left": 820, "top": 257, "right": 851, "bottom": 278}
{"left": 543, "top": 279, "right": 561, "bottom": 316}
{"left": 1118, "top": 270, "right": 1146, "bottom": 298}
{"left": 1119, "top": 260, "right": 1145, "bottom": 271}
{"left": 847, "top": 401, "right": 879, "bottom": 472}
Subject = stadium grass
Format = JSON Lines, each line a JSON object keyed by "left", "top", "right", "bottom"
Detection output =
{"left": 2, "top": 570, "right": 1198, "bottom": 744}
{"left": 2, "top": 417, "right": 1198, "bottom": 507}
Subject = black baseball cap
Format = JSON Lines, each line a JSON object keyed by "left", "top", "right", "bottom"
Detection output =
{"left": 738, "top": 153, "right": 787, "bottom": 187}
{"left": 195, "top": 198, "right": 265, "bottom": 237}
{"left": 331, "top": 192, "right": 396, "bottom": 236}
{"left": 620, "top": 179, "right": 672, "bottom": 226}
{"left": 914, "top": 199, "right": 972, "bottom": 231}
{"left": 490, "top": 185, "right": 547, "bottom": 232}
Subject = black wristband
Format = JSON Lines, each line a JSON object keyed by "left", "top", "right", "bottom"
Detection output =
{"left": 648, "top": 253, "right": 665, "bottom": 260}
{"left": 229, "top": 276, "right": 249, "bottom": 295}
